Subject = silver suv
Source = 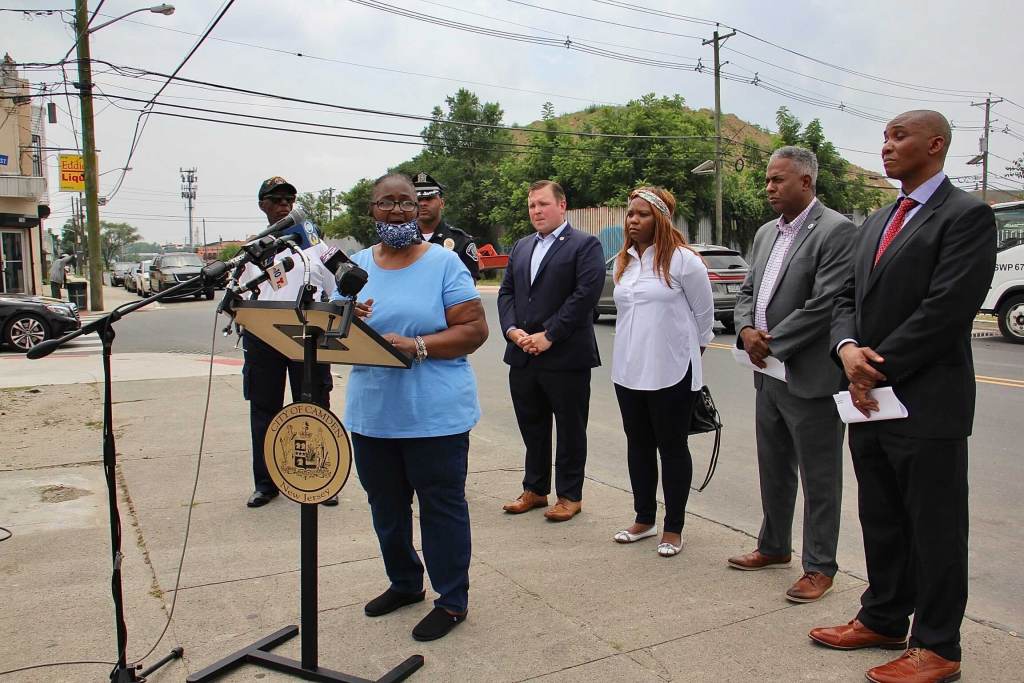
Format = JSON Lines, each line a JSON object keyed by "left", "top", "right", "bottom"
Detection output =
{"left": 596, "top": 243, "right": 749, "bottom": 333}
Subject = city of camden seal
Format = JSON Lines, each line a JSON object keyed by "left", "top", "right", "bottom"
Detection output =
{"left": 263, "top": 402, "right": 352, "bottom": 504}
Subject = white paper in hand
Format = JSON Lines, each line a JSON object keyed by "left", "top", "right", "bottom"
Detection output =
{"left": 731, "top": 347, "right": 787, "bottom": 382}
{"left": 833, "top": 387, "right": 909, "bottom": 424}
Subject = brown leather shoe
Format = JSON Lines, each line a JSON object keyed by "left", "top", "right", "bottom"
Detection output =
{"left": 727, "top": 549, "right": 792, "bottom": 570}
{"left": 502, "top": 490, "right": 548, "bottom": 514}
{"left": 786, "top": 571, "right": 833, "bottom": 603}
{"left": 865, "top": 648, "right": 961, "bottom": 683}
{"left": 808, "top": 619, "right": 908, "bottom": 651}
{"left": 543, "top": 497, "right": 582, "bottom": 522}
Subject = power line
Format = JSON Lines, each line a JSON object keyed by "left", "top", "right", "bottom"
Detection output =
{"left": 105, "top": 0, "right": 237, "bottom": 204}
{"left": 587, "top": 0, "right": 990, "bottom": 98}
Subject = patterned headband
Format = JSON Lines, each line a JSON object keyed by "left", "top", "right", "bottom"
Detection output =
{"left": 630, "top": 189, "right": 671, "bottom": 218}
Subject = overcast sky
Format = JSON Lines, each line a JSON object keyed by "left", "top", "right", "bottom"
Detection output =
{"left": 6, "top": 0, "right": 1023, "bottom": 244}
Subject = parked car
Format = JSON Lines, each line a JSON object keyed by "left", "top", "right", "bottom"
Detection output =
{"left": 109, "top": 261, "right": 136, "bottom": 287}
{"left": 124, "top": 263, "right": 138, "bottom": 293}
{"left": 0, "top": 293, "right": 81, "bottom": 351}
{"left": 596, "top": 243, "right": 749, "bottom": 333}
{"left": 149, "top": 252, "right": 214, "bottom": 300}
{"left": 133, "top": 259, "right": 153, "bottom": 297}
{"left": 980, "top": 200, "right": 1024, "bottom": 343}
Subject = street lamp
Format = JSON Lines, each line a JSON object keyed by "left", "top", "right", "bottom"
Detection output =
{"left": 74, "top": 2, "right": 175, "bottom": 312}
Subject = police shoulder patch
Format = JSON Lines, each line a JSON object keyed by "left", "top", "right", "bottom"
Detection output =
{"left": 304, "top": 221, "right": 320, "bottom": 245}
{"left": 466, "top": 242, "right": 478, "bottom": 261}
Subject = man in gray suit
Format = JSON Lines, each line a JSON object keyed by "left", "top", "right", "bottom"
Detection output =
{"left": 727, "top": 146, "right": 856, "bottom": 603}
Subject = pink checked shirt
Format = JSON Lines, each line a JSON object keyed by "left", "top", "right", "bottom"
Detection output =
{"left": 754, "top": 198, "right": 817, "bottom": 332}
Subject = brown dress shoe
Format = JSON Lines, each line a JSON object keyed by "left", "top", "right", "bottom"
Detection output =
{"left": 502, "top": 490, "right": 548, "bottom": 514}
{"left": 544, "top": 497, "right": 582, "bottom": 522}
{"left": 727, "top": 549, "right": 792, "bottom": 570}
{"left": 786, "top": 571, "right": 833, "bottom": 603}
{"left": 808, "top": 619, "right": 908, "bottom": 651}
{"left": 865, "top": 648, "right": 961, "bottom": 683}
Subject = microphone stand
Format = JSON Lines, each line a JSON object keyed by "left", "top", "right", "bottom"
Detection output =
{"left": 27, "top": 269, "right": 226, "bottom": 682}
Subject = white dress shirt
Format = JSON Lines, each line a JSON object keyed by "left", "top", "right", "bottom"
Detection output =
{"left": 530, "top": 222, "right": 567, "bottom": 284}
{"left": 612, "top": 245, "right": 715, "bottom": 391}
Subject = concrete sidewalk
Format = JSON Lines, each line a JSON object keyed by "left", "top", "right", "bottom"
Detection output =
{"left": 0, "top": 376, "right": 1020, "bottom": 682}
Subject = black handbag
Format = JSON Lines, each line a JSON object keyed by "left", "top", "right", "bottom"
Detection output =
{"left": 689, "top": 385, "right": 722, "bottom": 492}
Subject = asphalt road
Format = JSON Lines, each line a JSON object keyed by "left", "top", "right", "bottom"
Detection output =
{"left": 14, "top": 287, "right": 1024, "bottom": 634}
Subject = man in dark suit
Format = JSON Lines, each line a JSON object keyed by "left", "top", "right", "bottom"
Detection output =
{"left": 498, "top": 180, "right": 605, "bottom": 522}
{"left": 810, "top": 111, "right": 996, "bottom": 683}
{"left": 728, "top": 146, "right": 855, "bottom": 604}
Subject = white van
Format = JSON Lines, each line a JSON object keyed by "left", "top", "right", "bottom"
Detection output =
{"left": 981, "top": 200, "right": 1024, "bottom": 343}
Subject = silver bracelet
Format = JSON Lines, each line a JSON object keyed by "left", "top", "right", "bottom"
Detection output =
{"left": 414, "top": 335, "right": 428, "bottom": 363}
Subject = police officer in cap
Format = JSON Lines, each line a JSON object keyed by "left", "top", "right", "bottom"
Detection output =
{"left": 414, "top": 172, "right": 480, "bottom": 280}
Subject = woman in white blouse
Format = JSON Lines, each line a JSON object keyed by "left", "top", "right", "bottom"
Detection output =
{"left": 610, "top": 186, "right": 715, "bottom": 557}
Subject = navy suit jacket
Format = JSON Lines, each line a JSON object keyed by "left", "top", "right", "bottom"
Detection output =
{"left": 497, "top": 225, "right": 605, "bottom": 370}
{"left": 830, "top": 178, "right": 996, "bottom": 439}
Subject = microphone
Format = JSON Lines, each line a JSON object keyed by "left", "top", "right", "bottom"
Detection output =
{"left": 320, "top": 246, "right": 368, "bottom": 298}
{"left": 203, "top": 232, "right": 301, "bottom": 279}
{"left": 250, "top": 206, "right": 306, "bottom": 242}
{"left": 231, "top": 256, "right": 295, "bottom": 295}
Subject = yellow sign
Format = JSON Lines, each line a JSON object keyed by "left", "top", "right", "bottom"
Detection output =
{"left": 58, "top": 154, "right": 85, "bottom": 192}
{"left": 263, "top": 402, "right": 352, "bottom": 504}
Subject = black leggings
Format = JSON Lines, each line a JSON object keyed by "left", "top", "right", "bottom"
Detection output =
{"left": 613, "top": 366, "right": 697, "bottom": 535}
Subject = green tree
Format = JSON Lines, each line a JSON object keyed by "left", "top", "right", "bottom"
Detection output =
{"left": 329, "top": 178, "right": 376, "bottom": 245}
{"left": 391, "top": 88, "right": 513, "bottom": 246}
{"left": 217, "top": 244, "right": 241, "bottom": 262}
{"left": 100, "top": 222, "right": 141, "bottom": 266}
{"left": 297, "top": 189, "right": 343, "bottom": 227}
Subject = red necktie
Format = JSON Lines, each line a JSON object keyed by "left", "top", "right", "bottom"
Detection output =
{"left": 874, "top": 197, "right": 917, "bottom": 266}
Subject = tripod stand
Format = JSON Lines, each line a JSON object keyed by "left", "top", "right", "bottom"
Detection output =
{"left": 27, "top": 274, "right": 219, "bottom": 680}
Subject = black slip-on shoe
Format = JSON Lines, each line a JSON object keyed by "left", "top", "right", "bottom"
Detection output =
{"left": 364, "top": 588, "right": 426, "bottom": 617}
{"left": 246, "top": 490, "right": 278, "bottom": 508}
{"left": 412, "top": 606, "right": 466, "bottom": 641}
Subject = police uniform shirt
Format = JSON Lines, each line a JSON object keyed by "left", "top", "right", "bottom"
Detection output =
{"left": 239, "top": 220, "right": 338, "bottom": 301}
{"left": 428, "top": 220, "right": 480, "bottom": 280}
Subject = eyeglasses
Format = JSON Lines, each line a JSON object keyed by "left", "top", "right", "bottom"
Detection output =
{"left": 263, "top": 195, "right": 295, "bottom": 205}
{"left": 372, "top": 199, "right": 418, "bottom": 212}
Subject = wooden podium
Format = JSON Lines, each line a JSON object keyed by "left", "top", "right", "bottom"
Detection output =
{"left": 188, "top": 299, "right": 423, "bottom": 683}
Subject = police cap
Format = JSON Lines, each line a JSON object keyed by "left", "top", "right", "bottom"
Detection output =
{"left": 413, "top": 172, "right": 444, "bottom": 199}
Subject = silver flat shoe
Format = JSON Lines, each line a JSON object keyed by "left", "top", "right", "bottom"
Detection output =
{"left": 613, "top": 526, "right": 658, "bottom": 543}
{"left": 657, "top": 541, "right": 682, "bottom": 557}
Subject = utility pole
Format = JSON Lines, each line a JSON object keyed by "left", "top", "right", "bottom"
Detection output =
{"left": 74, "top": 0, "right": 103, "bottom": 311}
{"left": 180, "top": 167, "right": 197, "bottom": 247}
{"left": 971, "top": 96, "right": 1003, "bottom": 204}
{"left": 703, "top": 27, "right": 735, "bottom": 246}
{"left": 327, "top": 187, "right": 335, "bottom": 221}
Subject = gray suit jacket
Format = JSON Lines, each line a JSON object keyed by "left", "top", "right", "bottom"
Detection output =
{"left": 734, "top": 200, "right": 856, "bottom": 399}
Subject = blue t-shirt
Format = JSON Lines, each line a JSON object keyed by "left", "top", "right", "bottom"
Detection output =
{"left": 339, "top": 244, "right": 481, "bottom": 438}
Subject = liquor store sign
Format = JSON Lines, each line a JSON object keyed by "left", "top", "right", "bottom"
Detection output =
{"left": 59, "top": 154, "right": 86, "bottom": 192}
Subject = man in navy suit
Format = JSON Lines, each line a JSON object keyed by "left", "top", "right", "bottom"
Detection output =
{"left": 498, "top": 180, "right": 605, "bottom": 522}
{"left": 810, "top": 111, "right": 996, "bottom": 683}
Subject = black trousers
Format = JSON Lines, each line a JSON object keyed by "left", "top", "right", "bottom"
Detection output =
{"left": 613, "top": 367, "right": 696, "bottom": 535}
{"left": 352, "top": 432, "right": 471, "bottom": 613}
{"left": 50, "top": 282, "right": 62, "bottom": 299}
{"left": 509, "top": 366, "right": 591, "bottom": 501}
{"left": 850, "top": 423, "right": 969, "bottom": 662}
{"left": 242, "top": 332, "right": 333, "bottom": 493}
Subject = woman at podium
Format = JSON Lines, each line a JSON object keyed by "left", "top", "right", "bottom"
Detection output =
{"left": 338, "top": 172, "right": 488, "bottom": 642}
